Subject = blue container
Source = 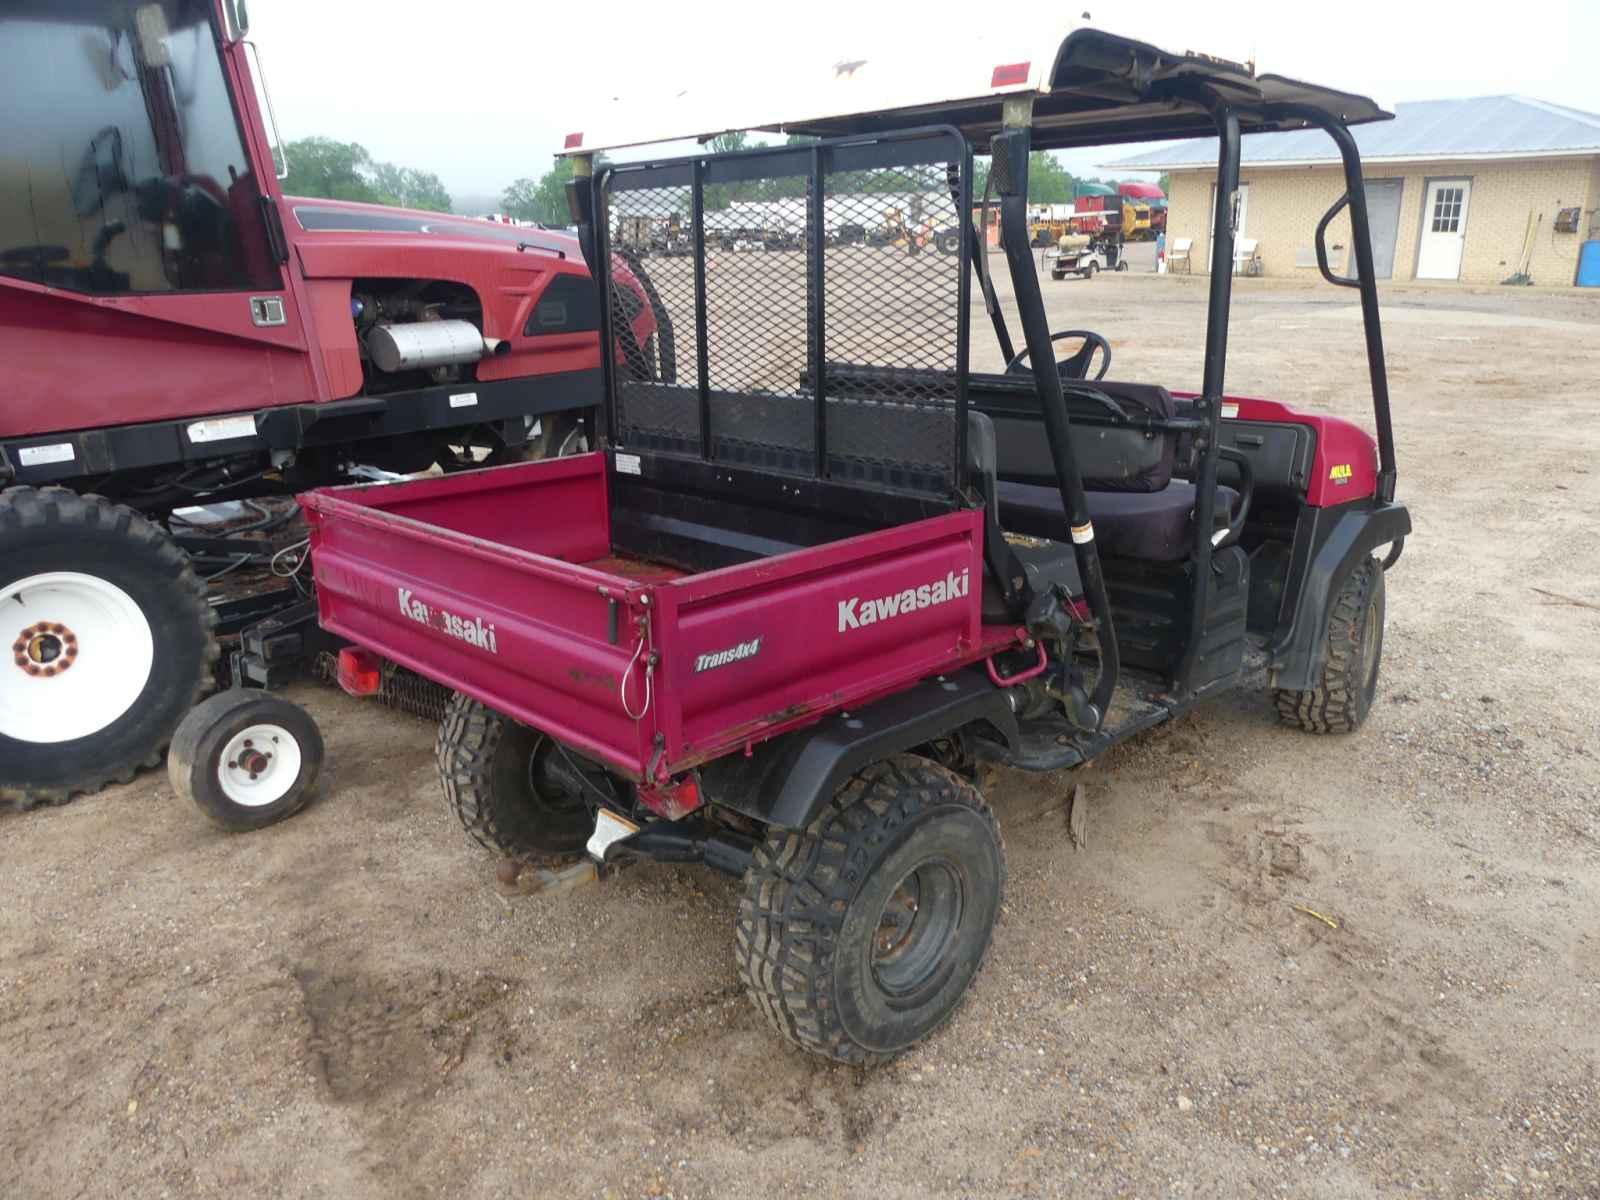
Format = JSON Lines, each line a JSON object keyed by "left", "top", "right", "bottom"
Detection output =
{"left": 1579, "top": 240, "right": 1600, "bottom": 288}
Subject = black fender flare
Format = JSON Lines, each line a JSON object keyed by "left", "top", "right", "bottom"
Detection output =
{"left": 697, "top": 667, "right": 1018, "bottom": 831}
{"left": 1272, "top": 501, "right": 1410, "bottom": 692}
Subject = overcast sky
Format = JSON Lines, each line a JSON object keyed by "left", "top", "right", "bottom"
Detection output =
{"left": 247, "top": 0, "right": 1597, "bottom": 207}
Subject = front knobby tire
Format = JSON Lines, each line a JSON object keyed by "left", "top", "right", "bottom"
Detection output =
{"left": 1274, "top": 554, "right": 1386, "bottom": 733}
{"left": 0, "top": 487, "right": 217, "bottom": 809}
{"left": 735, "top": 754, "right": 1005, "bottom": 1066}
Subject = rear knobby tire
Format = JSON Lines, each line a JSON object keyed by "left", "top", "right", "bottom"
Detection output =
{"left": 435, "top": 692, "right": 594, "bottom": 856}
{"left": 1274, "top": 554, "right": 1386, "bottom": 733}
{"left": 0, "top": 487, "right": 217, "bottom": 809}
{"left": 735, "top": 754, "right": 1005, "bottom": 1065}
{"left": 169, "top": 690, "right": 324, "bottom": 831}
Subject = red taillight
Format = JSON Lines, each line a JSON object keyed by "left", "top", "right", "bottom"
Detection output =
{"left": 637, "top": 774, "right": 703, "bottom": 821}
{"left": 990, "top": 61, "right": 1030, "bottom": 88}
{"left": 336, "top": 647, "right": 383, "bottom": 697}
{"left": 563, "top": 131, "right": 584, "bottom": 149}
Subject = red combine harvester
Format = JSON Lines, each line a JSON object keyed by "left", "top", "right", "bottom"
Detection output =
{"left": 174, "top": 26, "right": 1408, "bottom": 1063}
{"left": 0, "top": 1, "right": 658, "bottom": 807}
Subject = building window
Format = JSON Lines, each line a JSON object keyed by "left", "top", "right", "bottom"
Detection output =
{"left": 1430, "top": 187, "right": 1464, "bottom": 234}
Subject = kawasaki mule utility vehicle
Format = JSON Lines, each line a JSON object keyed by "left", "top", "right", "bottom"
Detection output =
{"left": 240, "top": 26, "right": 1409, "bottom": 1063}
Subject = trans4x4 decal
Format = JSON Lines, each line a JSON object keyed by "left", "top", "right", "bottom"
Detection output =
{"left": 694, "top": 637, "right": 761, "bottom": 672}
{"left": 838, "top": 569, "right": 969, "bottom": 633}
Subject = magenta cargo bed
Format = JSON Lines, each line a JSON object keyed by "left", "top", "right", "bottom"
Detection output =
{"left": 300, "top": 454, "right": 995, "bottom": 782}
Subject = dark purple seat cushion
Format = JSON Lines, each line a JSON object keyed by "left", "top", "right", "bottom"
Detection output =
{"left": 997, "top": 480, "right": 1240, "bottom": 562}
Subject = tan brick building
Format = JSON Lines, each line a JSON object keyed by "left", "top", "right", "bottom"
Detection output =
{"left": 1111, "top": 97, "right": 1600, "bottom": 287}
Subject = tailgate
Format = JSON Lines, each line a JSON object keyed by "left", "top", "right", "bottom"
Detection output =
{"left": 301, "top": 482, "right": 655, "bottom": 777}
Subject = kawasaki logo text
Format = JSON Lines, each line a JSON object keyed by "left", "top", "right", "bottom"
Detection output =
{"left": 398, "top": 587, "right": 498, "bottom": 654}
{"left": 837, "top": 569, "right": 969, "bottom": 633}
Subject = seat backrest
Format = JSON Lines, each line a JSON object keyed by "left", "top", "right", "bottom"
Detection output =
{"left": 1234, "top": 238, "right": 1258, "bottom": 257}
{"left": 1170, "top": 237, "right": 1192, "bottom": 255}
{"left": 966, "top": 409, "right": 999, "bottom": 488}
{"left": 976, "top": 379, "right": 1178, "bottom": 494}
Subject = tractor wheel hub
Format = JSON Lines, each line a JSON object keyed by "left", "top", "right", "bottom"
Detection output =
{"left": 13, "top": 621, "right": 78, "bottom": 677}
{"left": 0, "top": 572, "right": 154, "bottom": 744}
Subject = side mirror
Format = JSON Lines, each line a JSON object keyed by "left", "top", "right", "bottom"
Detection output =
{"left": 222, "top": 0, "right": 251, "bottom": 39}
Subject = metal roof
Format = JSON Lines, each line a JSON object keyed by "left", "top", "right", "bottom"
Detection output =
{"left": 561, "top": 24, "right": 1390, "bottom": 158}
{"left": 1104, "top": 96, "right": 1600, "bottom": 169}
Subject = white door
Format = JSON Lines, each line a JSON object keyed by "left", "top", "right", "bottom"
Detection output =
{"left": 1416, "top": 179, "right": 1471, "bottom": 280}
{"left": 1207, "top": 183, "right": 1249, "bottom": 271}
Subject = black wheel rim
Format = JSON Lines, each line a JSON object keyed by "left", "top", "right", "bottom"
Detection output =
{"left": 527, "top": 735, "right": 603, "bottom": 820}
{"left": 871, "top": 859, "right": 964, "bottom": 1005}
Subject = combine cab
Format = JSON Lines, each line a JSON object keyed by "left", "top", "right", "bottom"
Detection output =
{"left": 0, "top": 0, "right": 653, "bottom": 806}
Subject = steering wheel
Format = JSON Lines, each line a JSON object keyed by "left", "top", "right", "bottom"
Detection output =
{"left": 1004, "top": 330, "right": 1112, "bottom": 381}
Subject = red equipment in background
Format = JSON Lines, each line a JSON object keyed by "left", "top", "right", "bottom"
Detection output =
{"left": 1119, "top": 180, "right": 1168, "bottom": 236}
{"left": 0, "top": 0, "right": 655, "bottom": 808}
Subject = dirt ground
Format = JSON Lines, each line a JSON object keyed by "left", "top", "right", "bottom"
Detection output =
{"left": 4, "top": 271, "right": 1598, "bottom": 1199}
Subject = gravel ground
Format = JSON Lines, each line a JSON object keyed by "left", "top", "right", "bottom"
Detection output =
{"left": 3, "top": 272, "right": 1598, "bottom": 1199}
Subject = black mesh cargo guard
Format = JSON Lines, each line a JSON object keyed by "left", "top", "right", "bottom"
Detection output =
{"left": 595, "top": 129, "right": 971, "bottom": 504}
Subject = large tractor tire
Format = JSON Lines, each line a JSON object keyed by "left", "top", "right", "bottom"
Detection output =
{"left": 735, "top": 754, "right": 1005, "bottom": 1065}
{"left": 435, "top": 692, "right": 598, "bottom": 856}
{"left": 0, "top": 487, "right": 217, "bottom": 808}
{"left": 1274, "top": 554, "right": 1386, "bottom": 734}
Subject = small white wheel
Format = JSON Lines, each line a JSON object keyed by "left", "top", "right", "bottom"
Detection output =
{"left": 170, "top": 691, "right": 324, "bottom": 831}
{"left": 216, "top": 723, "right": 305, "bottom": 808}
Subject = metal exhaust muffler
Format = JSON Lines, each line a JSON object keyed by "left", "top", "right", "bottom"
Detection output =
{"left": 365, "top": 320, "right": 507, "bottom": 372}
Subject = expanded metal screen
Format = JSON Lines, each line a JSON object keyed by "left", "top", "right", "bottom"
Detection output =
{"left": 598, "top": 130, "right": 970, "bottom": 497}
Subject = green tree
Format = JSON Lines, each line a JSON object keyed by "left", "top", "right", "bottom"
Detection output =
{"left": 964, "top": 154, "right": 1073, "bottom": 203}
{"left": 1157, "top": 172, "right": 1170, "bottom": 198}
{"left": 1026, "top": 152, "right": 1076, "bottom": 204}
{"left": 502, "top": 157, "right": 579, "bottom": 226}
{"left": 281, "top": 136, "right": 381, "bottom": 204}
{"left": 370, "top": 162, "right": 452, "bottom": 212}
{"left": 281, "top": 136, "right": 453, "bottom": 212}
{"left": 707, "top": 131, "right": 750, "bottom": 155}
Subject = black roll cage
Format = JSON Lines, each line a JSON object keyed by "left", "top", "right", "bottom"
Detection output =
{"left": 974, "top": 89, "right": 1398, "bottom": 715}
{"left": 571, "top": 75, "right": 1400, "bottom": 726}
